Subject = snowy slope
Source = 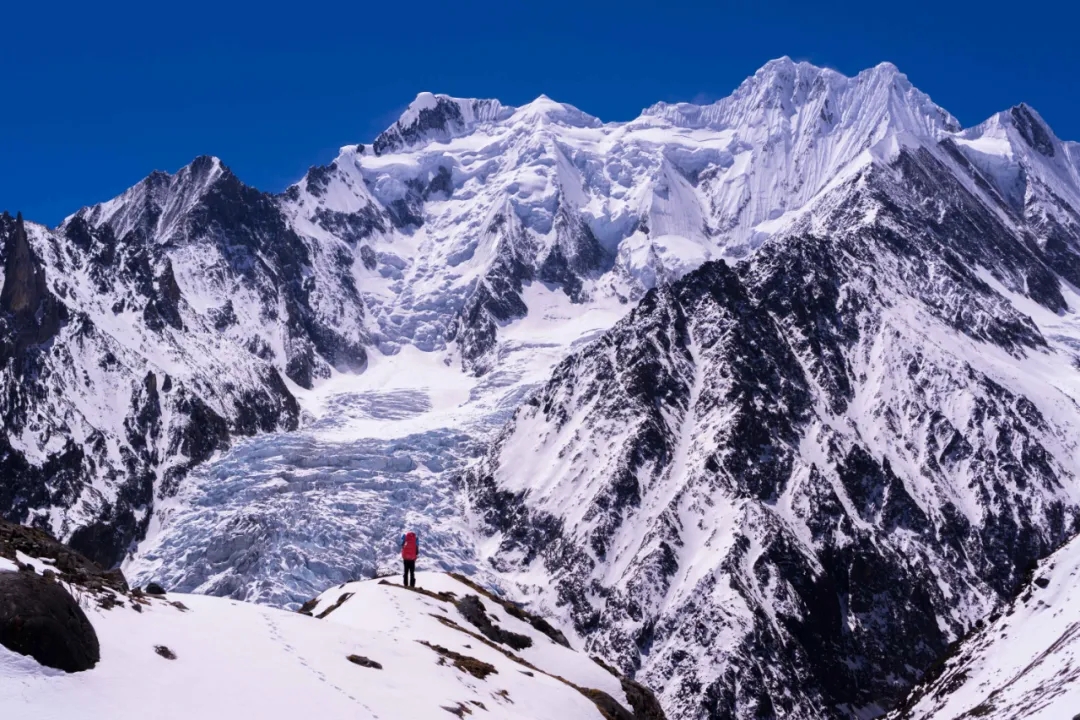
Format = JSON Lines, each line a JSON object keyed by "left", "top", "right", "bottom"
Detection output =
{"left": 463, "top": 121, "right": 1080, "bottom": 717}
{"left": 0, "top": 567, "right": 661, "bottom": 720}
{"left": 888, "top": 533, "right": 1080, "bottom": 719}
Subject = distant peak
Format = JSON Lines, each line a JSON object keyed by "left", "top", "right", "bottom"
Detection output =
{"left": 639, "top": 57, "right": 956, "bottom": 137}
{"left": 172, "top": 155, "right": 229, "bottom": 189}
{"left": 758, "top": 56, "right": 796, "bottom": 72}
{"left": 512, "top": 95, "right": 601, "bottom": 128}
{"left": 374, "top": 94, "right": 511, "bottom": 155}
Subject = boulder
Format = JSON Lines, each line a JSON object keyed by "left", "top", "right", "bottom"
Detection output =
{"left": 0, "top": 570, "right": 100, "bottom": 672}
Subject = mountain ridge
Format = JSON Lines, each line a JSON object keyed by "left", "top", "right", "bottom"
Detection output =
{"left": 0, "top": 57, "right": 1079, "bottom": 720}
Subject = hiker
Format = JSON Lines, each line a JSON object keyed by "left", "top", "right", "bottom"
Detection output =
{"left": 401, "top": 531, "right": 418, "bottom": 587}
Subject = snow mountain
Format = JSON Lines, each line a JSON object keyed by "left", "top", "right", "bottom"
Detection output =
{"left": 461, "top": 76, "right": 1080, "bottom": 718}
{"left": 0, "top": 57, "right": 1079, "bottom": 720}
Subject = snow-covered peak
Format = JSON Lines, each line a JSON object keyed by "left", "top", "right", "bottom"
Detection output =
{"left": 372, "top": 93, "right": 512, "bottom": 155}
{"left": 510, "top": 95, "right": 602, "bottom": 128}
{"left": 640, "top": 56, "right": 957, "bottom": 138}
{"left": 68, "top": 155, "right": 229, "bottom": 242}
{"left": 952, "top": 101, "right": 1080, "bottom": 225}
{"left": 961, "top": 103, "right": 1063, "bottom": 158}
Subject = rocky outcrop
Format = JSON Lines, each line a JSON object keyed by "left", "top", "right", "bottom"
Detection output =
{"left": 1, "top": 520, "right": 129, "bottom": 593}
{"left": 0, "top": 213, "right": 66, "bottom": 365}
{"left": 0, "top": 569, "right": 100, "bottom": 673}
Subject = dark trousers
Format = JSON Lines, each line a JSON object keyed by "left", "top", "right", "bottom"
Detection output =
{"left": 403, "top": 559, "right": 416, "bottom": 587}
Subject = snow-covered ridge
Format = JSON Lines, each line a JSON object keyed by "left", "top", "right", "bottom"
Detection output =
{"left": 1, "top": 565, "right": 664, "bottom": 720}
{"left": 889, "top": 533, "right": 1080, "bottom": 719}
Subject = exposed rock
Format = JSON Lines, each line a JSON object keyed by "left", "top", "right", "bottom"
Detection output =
{"left": 144, "top": 582, "right": 166, "bottom": 595}
{"left": 419, "top": 640, "right": 498, "bottom": 680}
{"left": 346, "top": 654, "right": 382, "bottom": 669}
{"left": 454, "top": 594, "right": 532, "bottom": 651}
{"left": 0, "top": 212, "right": 66, "bottom": 366}
{"left": 0, "top": 520, "right": 128, "bottom": 593}
{"left": 154, "top": 644, "right": 177, "bottom": 660}
{"left": 0, "top": 570, "right": 100, "bottom": 672}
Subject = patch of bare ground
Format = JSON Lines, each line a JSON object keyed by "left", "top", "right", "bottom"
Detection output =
{"left": 419, "top": 641, "right": 498, "bottom": 680}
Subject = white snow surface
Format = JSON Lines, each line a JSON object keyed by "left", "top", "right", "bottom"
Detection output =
{"left": 0, "top": 570, "right": 627, "bottom": 719}
{"left": 890, "top": 533, "right": 1080, "bottom": 719}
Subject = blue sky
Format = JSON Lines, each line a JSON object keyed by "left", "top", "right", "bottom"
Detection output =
{"left": 3, "top": 0, "right": 1078, "bottom": 225}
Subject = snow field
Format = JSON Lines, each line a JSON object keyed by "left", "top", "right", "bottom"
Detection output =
{"left": 0, "top": 570, "right": 625, "bottom": 720}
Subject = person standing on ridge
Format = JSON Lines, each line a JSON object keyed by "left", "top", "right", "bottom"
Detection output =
{"left": 401, "top": 530, "right": 418, "bottom": 588}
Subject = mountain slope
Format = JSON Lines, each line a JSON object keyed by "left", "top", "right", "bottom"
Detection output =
{"left": 887, "top": 531, "right": 1080, "bottom": 719}
{"left": 1, "top": 551, "right": 664, "bottom": 720}
{"left": 0, "top": 208, "right": 300, "bottom": 568}
{"left": 463, "top": 125, "right": 1080, "bottom": 718}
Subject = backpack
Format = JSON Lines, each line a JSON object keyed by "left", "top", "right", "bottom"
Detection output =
{"left": 402, "top": 532, "right": 418, "bottom": 561}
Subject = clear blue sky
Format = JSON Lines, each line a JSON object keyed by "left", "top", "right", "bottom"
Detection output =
{"left": 3, "top": 0, "right": 1078, "bottom": 226}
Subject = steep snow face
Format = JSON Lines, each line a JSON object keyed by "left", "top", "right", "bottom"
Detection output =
{"left": 888, "top": 533, "right": 1080, "bottom": 720}
{"left": 281, "top": 58, "right": 962, "bottom": 373}
{"left": 950, "top": 103, "right": 1080, "bottom": 290}
{"left": 464, "top": 135, "right": 1080, "bottom": 719}
{"left": 0, "top": 569, "right": 661, "bottom": 720}
{"left": 639, "top": 59, "right": 958, "bottom": 248}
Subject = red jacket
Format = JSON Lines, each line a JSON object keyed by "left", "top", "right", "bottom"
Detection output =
{"left": 401, "top": 532, "right": 418, "bottom": 561}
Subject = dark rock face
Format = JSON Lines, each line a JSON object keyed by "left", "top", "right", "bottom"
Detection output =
{"left": 0, "top": 570, "right": 100, "bottom": 673}
{"left": 0, "top": 519, "right": 128, "bottom": 593}
{"left": 373, "top": 96, "right": 471, "bottom": 156}
{"left": 455, "top": 594, "right": 533, "bottom": 651}
{"left": 465, "top": 146, "right": 1080, "bottom": 719}
{"left": 0, "top": 213, "right": 66, "bottom": 365}
{"left": 538, "top": 207, "right": 609, "bottom": 303}
{"left": 0, "top": 157, "right": 323, "bottom": 567}
{"left": 1010, "top": 104, "right": 1055, "bottom": 157}
{"left": 448, "top": 212, "right": 537, "bottom": 372}
{"left": 346, "top": 653, "right": 382, "bottom": 669}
